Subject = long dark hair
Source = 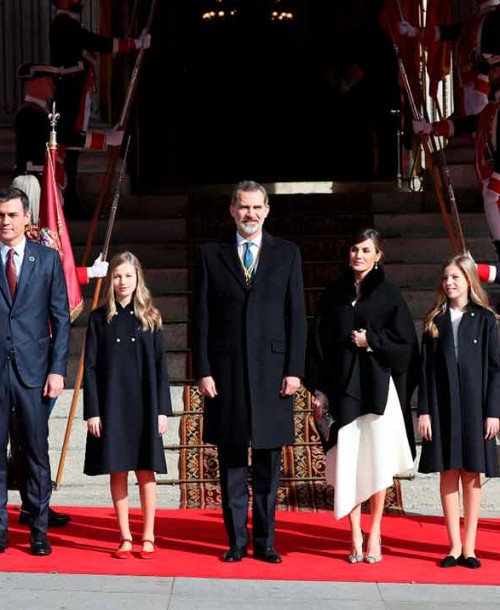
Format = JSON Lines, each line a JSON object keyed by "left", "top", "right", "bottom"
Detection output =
{"left": 347, "top": 227, "right": 384, "bottom": 262}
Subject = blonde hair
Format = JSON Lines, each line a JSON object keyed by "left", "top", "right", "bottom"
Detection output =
{"left": 103, "top": 251, "right": 162, "bottom": 331}
{"left": 424, "top": 254, "right": 496, "bottom": 338}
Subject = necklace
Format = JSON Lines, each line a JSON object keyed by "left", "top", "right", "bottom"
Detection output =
{"left": 239, "top": 246, "right": 260, "bottom": 285}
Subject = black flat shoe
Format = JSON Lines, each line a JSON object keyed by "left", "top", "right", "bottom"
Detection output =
{"left": 460, "top": 555, "right": 481, "bottom": 569}
{"left": 253, "top": 546, "right": 282, "bottom": 564}
{"left": 222, "top": 547, "right": 248, "bottom": 562}
{"left": 48, "top": 507, "right": 71, "bottom": 527}
{"left": 30, "top": 530, "right": 52, "bottom": 556}
{"left": 440, "top": 554, "right": 462, "bottom": 568}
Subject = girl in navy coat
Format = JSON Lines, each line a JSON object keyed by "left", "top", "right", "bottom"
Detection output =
{"left": 84, "top": 252, "right": 172, "bottom": 560}
{"left": 418, "top": 254, "right": 500, "bottom": 569}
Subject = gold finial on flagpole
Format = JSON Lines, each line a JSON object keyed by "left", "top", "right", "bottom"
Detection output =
{"left": 48, "top": 102, "right": 60, "bottom": 149}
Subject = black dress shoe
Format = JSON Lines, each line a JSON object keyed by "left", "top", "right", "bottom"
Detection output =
{"left": 0, "top": 529, "right": 8, "bottom": 553}
{"left": 30, "top": 530, "right": 52, "bottom": 556}
{"left": 440, "top": 554, "right": 462, "bottom": 568}
{"left": 222, "top": 547, "right": 248, "bottom": 562}
{"left": 460, "top": 555, "right": 481, "bottom": 569}
{"left": 48, "top": 507, "right": 70, "bottom": 527}
{"left": 253, "top": 546, "right": 282, "bottom": 563}
{"left": 19, "top": 506, "right": 70, "bottom": 527}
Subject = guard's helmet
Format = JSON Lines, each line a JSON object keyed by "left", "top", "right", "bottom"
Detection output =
{"left": 17, "top": 62, "right": 58, "bottom": 80}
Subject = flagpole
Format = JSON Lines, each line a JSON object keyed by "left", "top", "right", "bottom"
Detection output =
{"left": 385, "top": 8, "right": 465, "bottom": 254}
{"left": 54, "top": 137, "right": 132, "bottom": 489}
{"left": 80, "top": 0, "right": 158, "bottom": 268}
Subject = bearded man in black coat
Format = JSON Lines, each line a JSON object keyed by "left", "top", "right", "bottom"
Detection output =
{"left": 194, "top": 180, "right": 307, "bottom": 564}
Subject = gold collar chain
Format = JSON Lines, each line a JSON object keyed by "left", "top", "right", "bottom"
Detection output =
{"left": 239, "top": 245, "right": 260, "bottom": 285}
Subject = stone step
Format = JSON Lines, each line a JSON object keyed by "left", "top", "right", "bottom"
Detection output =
{"left": 73, "top": 243, "right": 190, "bottom": 268}
{"left": 68, "top": 218, "right": 187, "bottom": 244}
{"left": 371, "top": 188, "right": 482, "bottom": 213}
{"left": 73, "top": 295, "right": 189, "bottom": 327}
{"left": 384, "top": 236, "right": 496, "bottom": 263}
{"left": 80, "top": 267, "right": 189, "bottom": 297}
{"left": 448, "top": 163, "right": 477, "bottom": 189}
{"left": 444, "top": 136, "right": 475, "bottom": 164}
{"left": 400, "top": 446, "right": 500, "bottom": 514}
{"left": 71, "top": 193, "right": 189, "bottom": 219}
{"left": 46, "top": 387, "right": 184, "bottom": 494}
{"left": 375, "top": 212, "right": 489, "bottom": 238}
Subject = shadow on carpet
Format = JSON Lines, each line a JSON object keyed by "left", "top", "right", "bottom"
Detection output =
{"left": 2, "top": 506, "right": 500, "bottom": 585}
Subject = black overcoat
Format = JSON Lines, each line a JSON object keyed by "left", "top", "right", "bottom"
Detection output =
{"left": 83, "top": 304, "right": 172, "bottom": 476}
{"left": 305, "top": 266, "right": 418, "bottom": 456}
{"left": 418, "top": 304, "right": 500, "bottom": 477}
{"left": 194, "top": 231, "right": 307, "bottom": 449}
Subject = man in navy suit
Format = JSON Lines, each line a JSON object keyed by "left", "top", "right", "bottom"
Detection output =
{"left": 194, "top": 181, "right": 307, "bottom": 564}
{"left": 0, "top": 188, "right": 70, "bottom": 555}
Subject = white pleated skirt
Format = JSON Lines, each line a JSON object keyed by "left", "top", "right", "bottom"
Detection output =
{"left": 325, "top": 377, "right": 415, "bottom": 519}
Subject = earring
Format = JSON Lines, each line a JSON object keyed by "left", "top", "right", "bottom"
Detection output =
{"left": 374, "top": 261, "right": 378, "bottom": 270}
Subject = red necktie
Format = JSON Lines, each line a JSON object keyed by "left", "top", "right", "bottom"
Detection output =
{"left": 6, "top": 248, "right": 17, "bottom": 299}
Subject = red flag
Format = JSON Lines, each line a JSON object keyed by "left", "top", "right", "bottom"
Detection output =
{"left": 38, "top": 143, "right": 84, "bottom": 322}
{"left": 426, "top": 0, "right": 452, "bottom": 99}
{"left": 379, "top": 0, "right": 423, "bottom": 106}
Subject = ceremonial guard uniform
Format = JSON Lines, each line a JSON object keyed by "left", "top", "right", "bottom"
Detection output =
{"left": 400, "top": 1, "right": 500, "bottom": 115}
{"left": 14, "top": 61, "right": 124, "bottom": 219}
{"left": 415, "top": 94, "right": 500, "bottom": 257}
{"left": 49, "top": 0, "right": 149, "bottom": 216}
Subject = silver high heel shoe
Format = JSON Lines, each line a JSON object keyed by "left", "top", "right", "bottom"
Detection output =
{"left": 347, "top": 532, "right": 364, "bottom": 564}
{"left": 364, "top": 536, "right": 383, "bottom": 564}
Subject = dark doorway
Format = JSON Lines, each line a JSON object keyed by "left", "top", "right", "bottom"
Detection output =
{"left": 135, "top": 0, "right": 400, "bottom": 188}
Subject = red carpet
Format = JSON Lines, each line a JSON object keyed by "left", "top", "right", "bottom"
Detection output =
{"left": 2, "top": 506, "right": 500, "bottom": 585}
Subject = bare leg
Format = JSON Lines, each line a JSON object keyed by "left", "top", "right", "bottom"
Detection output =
{"left": 136, "top": 469, "right": 157, "bottom": 551}
{"left": 110, "top": 471, "right": 132, "bottom": 550}
{"left": 461, "top": 470, "right": 481, "bottom": 558}
{"left": 440, "top": 469, "right": 462, "bottom": 557}
{"left": 366, "top": 489, "right": 386, "bottom": 558}
{"left": 348, "top": 503, "right": 363, "bottom": 559}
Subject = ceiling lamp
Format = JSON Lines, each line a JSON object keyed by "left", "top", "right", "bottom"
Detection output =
{"left": 202, "top": 0, "right": 237, "bottom": 21}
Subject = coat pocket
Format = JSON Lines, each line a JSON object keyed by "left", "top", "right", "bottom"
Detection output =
{"left": 271, "top": 340, "right": 286, "bottom": 353}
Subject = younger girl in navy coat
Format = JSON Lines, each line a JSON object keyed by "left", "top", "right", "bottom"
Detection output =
{"left": 418, "top": 254, "right": 500, "bottom": 569}
{"left": 84, "top": 251, "right": 172, "bottom": 559}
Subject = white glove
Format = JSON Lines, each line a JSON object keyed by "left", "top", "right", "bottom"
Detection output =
{"left": 412, "top": 119, "right": 433, "bottom": 135}
{"left": 484, "top": 189, "right": 500, "bottom": 207}
{"left": 87, "top": 254, "right": 109, "bottom": 279}
{"left": 105, "top": 128, "right": 124, "bottom": 148}
{"left": 134, "top": 30, "right": 151, "bottom": 50}
{"left": 398, "top": 20, "right": 418, "bottom": 37}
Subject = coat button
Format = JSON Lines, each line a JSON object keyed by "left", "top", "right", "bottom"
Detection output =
{"left": 473, "top": 339, "right": 478, "bottom": 344}
{"left": 471, "top": 312, "right": 475, "bottom": 317}
{"left": 131, "top": 337, "right": 136, "bottom": 342}
{"left": 116, "top": 338, "right": 121, "bottom": 343}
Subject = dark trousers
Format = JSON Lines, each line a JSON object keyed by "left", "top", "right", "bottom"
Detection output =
{"left": 217, "top": 445, "right": 281, "bottom": 550}
{"left": 0, "top": 363, "right": 51, "bottom": 532}
{"left": 9, "top": 398, "right": 55, "bottom": 511}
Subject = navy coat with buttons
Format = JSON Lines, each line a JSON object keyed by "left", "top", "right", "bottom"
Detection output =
{"left": 418, "top": 304, "right": 500, "bottom": 477}
{"left": 83, "top": 304, "right": 172, "bottom": 476}
{"left": 194, "top": 231, "right": 307, "bottom": 449}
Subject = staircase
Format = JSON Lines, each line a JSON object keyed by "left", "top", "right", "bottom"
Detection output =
{"left": 2, "top": 121, "right": 500, "bottom": 513}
